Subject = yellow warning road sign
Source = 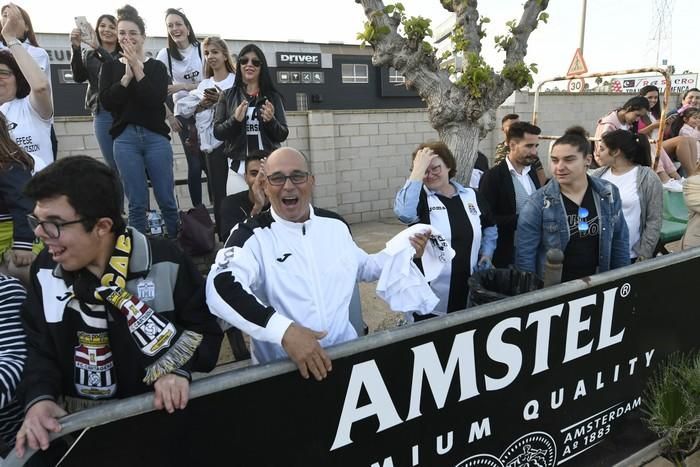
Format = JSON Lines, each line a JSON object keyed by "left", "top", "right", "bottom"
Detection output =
{"left": 566, "top": 48, "right": 588, "bottom": 77}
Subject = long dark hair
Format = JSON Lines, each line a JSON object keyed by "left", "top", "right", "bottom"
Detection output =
{"left": 94, "top": 14, "right": 122, "bottom": 53}
{"left": 234, "top": 44, "right": 280, "bottom": 98}
{"left": 164, "top": 8, "right": 197, "bottom": 61}
{"left": 0, "top": 112, "right": 33, "bottom": 171}
{"left": 0, "top": 4, "right": 39, "bottom": 47}
{"left": 601, "top": 129, "right": 651, "bottom": 167}
{"left": 638, "top": 85, "right": 661, "bottom": 120}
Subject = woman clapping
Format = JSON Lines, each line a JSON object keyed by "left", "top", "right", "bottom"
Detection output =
{"left": 99, "top": 5, "right": 179, "bottom": 236}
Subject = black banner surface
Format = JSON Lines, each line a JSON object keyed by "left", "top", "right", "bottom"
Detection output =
{"left": 57, "top": 256, "right": 699, "bottom": 467}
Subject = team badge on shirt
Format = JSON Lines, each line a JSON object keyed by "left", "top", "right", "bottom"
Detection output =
{"left": 467, "top": 203, "right": 478, "bottom": 216}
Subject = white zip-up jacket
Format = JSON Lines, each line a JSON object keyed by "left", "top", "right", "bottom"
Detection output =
{"left": 206, "top": 206, "right": 383, "bottom": 364}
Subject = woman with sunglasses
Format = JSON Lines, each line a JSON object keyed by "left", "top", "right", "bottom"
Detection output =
{"left": 213, "top": 43, "right": 287, "bottom": 191}
{"left": 70, "top": 14, "right": 121, "bottom": 172}
{"left": 394, "top": 141, "right": 497, "bottom": 318}
{"left": 0, "top": 4, "right": 52, "bottom": 169}
{"left": 516, "top": 127, "right": 629, "bottom": 282}
{"left": 592, "top": 130, "right": 662, "bottom": 263}
{"left": 156, "top": 8, "right": 205, "bottom": 207}
{"left": 99, "top": 5, "right": 179, "bottom": 236}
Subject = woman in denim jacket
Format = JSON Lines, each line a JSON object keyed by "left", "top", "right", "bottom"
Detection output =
{"left": 516, "top": 127, "right": 630, "bottom": 281}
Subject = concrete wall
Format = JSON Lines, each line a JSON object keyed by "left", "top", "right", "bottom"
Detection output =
{"left": 55, "top": 91, "right": 667, "bottom": 223}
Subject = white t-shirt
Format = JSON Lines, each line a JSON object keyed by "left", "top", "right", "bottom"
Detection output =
{"left": 157, "top": 44, "right": 203, "bottom": 111}
{"left": 1, "top": 97, "right": 52, "bottom": 169}
{"left": 602, "top": 166, "right": 640, "bottom": 258}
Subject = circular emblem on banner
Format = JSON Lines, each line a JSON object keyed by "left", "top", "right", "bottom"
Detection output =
{"left": 455, "top": 454, "right": 504, "bottom": 467}
{"left": 620, "top": 283, "right": 631, "bottom": 297}
{"left": 500, "top": 431, "right": 557, "bottom": 467}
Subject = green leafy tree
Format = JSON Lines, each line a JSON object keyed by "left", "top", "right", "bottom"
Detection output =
{"left": 356, "top": 0, "right": 549, "bottom": 183}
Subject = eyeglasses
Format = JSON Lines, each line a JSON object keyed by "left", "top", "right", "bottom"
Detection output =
{"left": 267, "top": 171, "right": 310, "bottom": 186}
{"left": 0, "top": 69, "right": 13, "bottom": 79}
{"left": 27, "top": 214, "right": 87, "bottom": 239}
{"left": 239, "top": 57, "right": 262, "bottom": 67}
{"left": 577, "top": 207, "right": 589, "bottom": 233}
{"left": 425, "top": 164, "right": 443, "bottom": 176}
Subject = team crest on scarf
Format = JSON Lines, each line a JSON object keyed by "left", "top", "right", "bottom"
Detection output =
{"left": 94, "top": 228, "right": 203, "bottom": 384}
{"left": 74, "top": 332, "right": 117, "bottom": 399}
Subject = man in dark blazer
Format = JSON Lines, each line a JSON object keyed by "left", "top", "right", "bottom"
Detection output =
{"left": 479, "top": 122, "right": 543, "bottom": 268}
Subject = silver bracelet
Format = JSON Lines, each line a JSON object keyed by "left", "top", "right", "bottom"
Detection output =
{"left": 6, "top": 39, "right": 21, "bottom": 48}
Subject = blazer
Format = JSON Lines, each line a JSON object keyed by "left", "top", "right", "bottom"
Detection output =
{"left": 478, "top": 159, "right": 541, "bottom": 268}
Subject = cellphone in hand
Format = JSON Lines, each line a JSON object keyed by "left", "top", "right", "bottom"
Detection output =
{"left": 74, "top": 16, "right": 95, "bottom": 44}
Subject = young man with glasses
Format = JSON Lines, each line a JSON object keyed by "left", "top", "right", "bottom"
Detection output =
{"left": 515, "top": 127, "right": 629, "bottom": 282}
{"left": 207, "top": 147, "right": 429, "bottom": 381}
{"left": 15, "top": 156, "right": 222, "bottom": 461}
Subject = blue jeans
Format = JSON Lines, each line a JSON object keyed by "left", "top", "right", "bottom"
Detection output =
{"left": 113, "top": 125, "right": 179, "bottom": 236}
{"left": 93, "top": 109, "right": 117, "bottom": 172}
{"left": 176, "top": 115, "right": 206, "bottom": 206}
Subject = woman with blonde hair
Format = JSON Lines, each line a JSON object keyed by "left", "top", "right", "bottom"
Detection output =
{"left": 176, "top": 36, "right": 235, "bottom": 240}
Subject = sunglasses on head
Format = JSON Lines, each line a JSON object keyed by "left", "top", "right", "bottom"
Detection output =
{"left": 239, "top": 57, "right": 262, "bottom": 67}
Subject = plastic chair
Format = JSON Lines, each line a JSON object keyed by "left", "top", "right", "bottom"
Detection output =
{"left": 663, "top": 190, "right": 689, "bottom": 223}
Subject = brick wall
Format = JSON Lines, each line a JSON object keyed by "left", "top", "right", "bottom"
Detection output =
{"left": 55, "top": 92, "right": 661, "bottom": 223}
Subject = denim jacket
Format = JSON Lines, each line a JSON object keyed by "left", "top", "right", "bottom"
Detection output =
{"left": 515, "top": 176, "right": 630, "bottom": 279}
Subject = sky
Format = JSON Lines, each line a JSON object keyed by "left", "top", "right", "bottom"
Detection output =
{"left": 16, "top": 0, "right": 696, "bottom": 84}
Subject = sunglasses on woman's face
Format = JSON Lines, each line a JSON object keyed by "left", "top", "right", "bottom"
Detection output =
{"left": 239, "top": 57, "right": 262, "bottom": 67}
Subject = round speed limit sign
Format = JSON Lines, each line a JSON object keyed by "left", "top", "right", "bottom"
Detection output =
{"left": 568, "top": 78, "right": 585, "bottom": 93}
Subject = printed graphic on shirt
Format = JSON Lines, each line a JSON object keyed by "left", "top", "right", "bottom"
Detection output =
{"left": 74, "top": 331, "right": 117, "bottom": 399}
{"left": 8, "top": 121, "right": 41, "bottom": 154}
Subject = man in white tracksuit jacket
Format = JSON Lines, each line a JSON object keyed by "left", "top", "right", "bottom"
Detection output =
{"left": 206, "top": 147, "right": 427, "bottom": 380}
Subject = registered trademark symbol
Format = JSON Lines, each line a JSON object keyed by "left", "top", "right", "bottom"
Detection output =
{"left": 619, "top": 283, "right": 631, "bottom": 297}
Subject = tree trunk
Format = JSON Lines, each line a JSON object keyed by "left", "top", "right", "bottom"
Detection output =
{"left": 438, "top": 122, "right": 481, "bottom": 186}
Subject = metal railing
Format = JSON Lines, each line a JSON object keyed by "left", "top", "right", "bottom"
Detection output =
{"left": 532, "top": 67, "right": 673, "bottom": 167}
{"left": 5, "top": 247, "right": 700, "bottom": 466}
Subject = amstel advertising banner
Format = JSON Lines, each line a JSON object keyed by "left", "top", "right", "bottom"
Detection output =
{"left": 57, "top": 255, "right": 699, "bottom": 467}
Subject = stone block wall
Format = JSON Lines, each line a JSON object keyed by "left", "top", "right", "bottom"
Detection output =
{"left": 55, "top": 91, "right": 667, "bottom": 223}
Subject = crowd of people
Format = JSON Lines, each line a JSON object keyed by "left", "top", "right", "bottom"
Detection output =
{"left": 0, "top": 2, "right": 697, "bottom": 464}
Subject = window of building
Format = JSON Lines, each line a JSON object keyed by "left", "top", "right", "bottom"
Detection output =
{"left": 296, "top": 93, "right": 309, "bottom": 111}
{"left": 341, "top": 64, "right": 369, "bottom": 84}
{"left": 388, "top": 67, "right": 405, "bottom": 84}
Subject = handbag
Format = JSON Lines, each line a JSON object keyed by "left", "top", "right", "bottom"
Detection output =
{"left": 177, "top": 204, "right": 215, "bottom": 256}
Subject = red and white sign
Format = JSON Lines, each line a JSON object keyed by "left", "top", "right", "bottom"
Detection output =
{"left": 566, "top": 48, "right": 588, "bottom": 77}
{"left": 610, "top": 74, "right": 698, "bottom": 94}
{"left": 568, "top": 78, "right": 585, "bottom": 93}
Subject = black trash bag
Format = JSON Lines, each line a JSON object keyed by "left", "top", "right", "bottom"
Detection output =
{"left": 467, "top": 268, "right": 543, "bottom": 307}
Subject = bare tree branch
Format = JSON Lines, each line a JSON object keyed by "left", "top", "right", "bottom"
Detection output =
{"left": 455, "top": 0, "right": 483, "bottom": 57}
{"left": 490, "top": 0, "right": 549, "bottom": 104}
{"left": 357, "top": 0, "right": 468, "bottom": 128}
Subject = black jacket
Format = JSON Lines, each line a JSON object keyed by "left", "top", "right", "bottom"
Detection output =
{"left": 70, "top": 45, "right": 119, "bottom": 113}
{"left": 213, "top": 87, "right": 288, "bottom": 161}
{"left": 99, "top": 58, "right": 170, "bottom": 139}
{"left": 0, "top": 162, "right": 34, "bottom": 251}
{"left": 478, "top": 160, "right": 541, "bottom": 268}
{"left": 18, "top": 229, "right": 222, "bottom": 408}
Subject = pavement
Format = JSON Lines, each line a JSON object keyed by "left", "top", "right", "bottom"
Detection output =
{"left": 350, "top": 218, "right": 408, "bottom": 332}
